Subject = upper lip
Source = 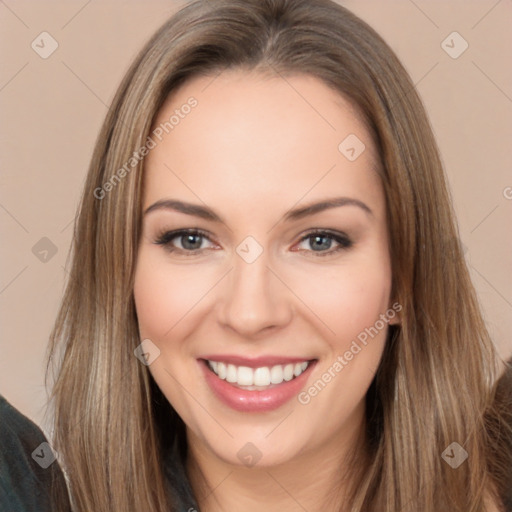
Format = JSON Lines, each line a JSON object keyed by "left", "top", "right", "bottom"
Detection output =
{"left": 199, "top": 355, "right": 316, "bottom": 368}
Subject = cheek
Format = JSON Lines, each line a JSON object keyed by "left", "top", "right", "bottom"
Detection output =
{"left": 133, "top": 252, "right": 211, "bottom": 340}
{"left": 289, "top": 257, "right": 392, "bottom": 348}
{"left": 292, "top": 261, "right": 392, "bottom": 423}
{"left": 133, "top": 253, "right": 204, "bottom": 419}
{"left": 133, "top": 262, "right": 173, "bottom": 340}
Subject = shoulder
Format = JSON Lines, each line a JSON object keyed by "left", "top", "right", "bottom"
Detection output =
{"left": 0, "top": 394, "right": 70, "bottom": 512}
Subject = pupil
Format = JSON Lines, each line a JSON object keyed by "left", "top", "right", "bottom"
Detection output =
{"left": 311, "top": 235, "right": 331, "bottom": 251}
{"left": 179, "top": 234, "right": 332, "bottom": 251}
{"left": 183, "top": 234, "right": 201, "bottom": 250}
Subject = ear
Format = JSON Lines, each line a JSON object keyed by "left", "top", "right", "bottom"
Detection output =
{"left": 386, "top": 300, "right": 402, "bottom": 326}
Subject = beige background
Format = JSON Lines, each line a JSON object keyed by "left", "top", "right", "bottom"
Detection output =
{"left": 0, "top": 0, "right": 511, "bottom": 433}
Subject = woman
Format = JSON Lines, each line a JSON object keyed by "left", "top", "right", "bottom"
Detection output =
{"left": 44, "top": 0, "right": 512, "bottom": 510}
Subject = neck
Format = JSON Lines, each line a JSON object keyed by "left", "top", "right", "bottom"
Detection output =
{"left": 185, "top": 403, "right": 369, "bottom": 512}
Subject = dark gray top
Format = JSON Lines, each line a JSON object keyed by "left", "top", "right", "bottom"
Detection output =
{"left": 0, "top": 394, "right": 198, "bottom": 511}
{"left": 0, "top": 394, "right": 71, "bottom": 511}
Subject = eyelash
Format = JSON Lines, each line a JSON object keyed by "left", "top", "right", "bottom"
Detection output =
{"left": 153, "top": 228, "right": 353, "bottom": 257}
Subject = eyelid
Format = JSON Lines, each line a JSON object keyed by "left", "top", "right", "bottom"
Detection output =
{"left": 293, "top": 228, "right": 353, "bottom": 256}
{"left": 153, "top": 228, "right": 215, "bottom": 255}
{"left": 153, "top": 227, "right": 353, "bottom": 256}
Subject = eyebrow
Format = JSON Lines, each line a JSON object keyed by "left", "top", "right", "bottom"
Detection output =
{"left": 143, "top": 197, "right": 373, "bottom": 223}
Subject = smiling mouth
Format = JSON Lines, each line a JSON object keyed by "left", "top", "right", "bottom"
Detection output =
{"left": 202, "top": 358, "right": 316, "bottom": 390}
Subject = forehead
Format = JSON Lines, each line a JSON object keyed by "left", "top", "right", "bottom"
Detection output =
{"left": 143, "top": 70, "right": 384, "bottom": 218}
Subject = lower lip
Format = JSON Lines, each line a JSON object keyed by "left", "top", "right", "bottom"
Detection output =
{"left": 199, "top": 359, "right": 317, "bottom": 412}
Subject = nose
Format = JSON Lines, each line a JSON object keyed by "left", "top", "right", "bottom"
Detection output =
{"left": 217, "top": 247, "right": 293, "bottom": 338}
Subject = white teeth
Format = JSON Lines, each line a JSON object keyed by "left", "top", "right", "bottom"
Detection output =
{"left": 226, "top": 364, "right": 237, "bottom": 383}
{"left": 237, "top": 366, "right": 253, "bottom": 386}
{"left": 207, "top": 359, "right": 311, "bottom": 387}
{"left": 254, "top": 367, "right": 270, "bottom": 386}
{"left": 283, "top": 364, "right": 294, "bottom": 381}
{"left": 217, "top": 362, "right": 227, "bottom": 379}
{"left": 270, "top": 365, "right": 283, "bottom": 384}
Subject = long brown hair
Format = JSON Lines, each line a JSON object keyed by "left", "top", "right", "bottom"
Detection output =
{"left": 46, "top": 0, "right": 511, "bottom": 510}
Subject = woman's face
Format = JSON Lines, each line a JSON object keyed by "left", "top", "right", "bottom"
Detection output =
{"left": 134, "top": 70, "right": 396, "bottom": 468}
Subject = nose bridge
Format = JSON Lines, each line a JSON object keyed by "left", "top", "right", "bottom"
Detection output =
{"left": 218, "top": 238, "right": 292, "bottom": 335}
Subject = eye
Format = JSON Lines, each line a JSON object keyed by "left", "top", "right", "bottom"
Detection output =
{"left": 294, "top": 229, "right": 353, "bottom": 256}
{"left": 153, "top": 228, "right": 352, "bottom": 257}
{"left": 153, "top": 229, "right": 216, "bottom": 254}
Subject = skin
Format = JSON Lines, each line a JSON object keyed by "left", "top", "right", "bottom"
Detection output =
{"left": 133, "top": 70, "right": 399, "bottom": 511}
